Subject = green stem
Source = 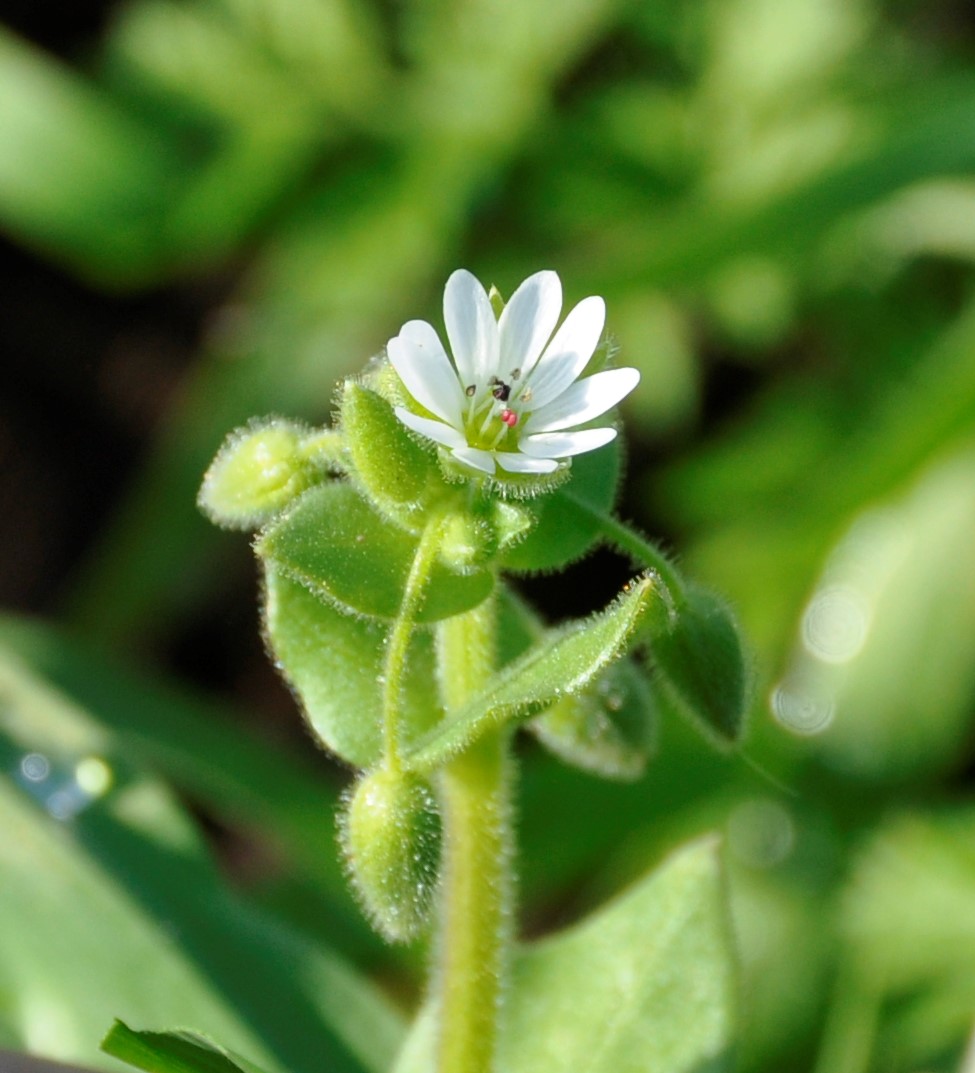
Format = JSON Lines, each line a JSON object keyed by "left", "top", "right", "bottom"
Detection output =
{"left": 435, "top": 594, "right": 512, "bottom": 1073}
{"left": 382, "top": 511, "right": 445, "bottom": 768}
{"left": 562, "top": 489, "right": 687, "bottom": 607}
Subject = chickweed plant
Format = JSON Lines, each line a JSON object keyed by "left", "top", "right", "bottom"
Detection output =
{"left": 103, "top": 270, "right": 748, "bottom": 1073}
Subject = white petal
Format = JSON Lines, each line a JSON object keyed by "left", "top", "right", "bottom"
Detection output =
{"left": 522, "top": 367, "right": 640, "bottom": 434}
{"left": 497, "top": 271, "right": 562, "bottom": 381}
{"left": 495, "top": 452, "right": 558, "bottom": 474}
{"left": 394, "top": 407, "right": 466, "bottom": 449}
{"left": 451, "top": 446, "right": 496, "bottom": 474}
{"left": 387, "top": 329, "right": 464, "bottom": 425}
{"left": 522, "top": 295, "right": 605, "bottom": 410}
{"left": 444, "top": 269, "right": 499, "bottom": 389}
{"left": 520, "top": 427, "right": 617, "bottom": 458}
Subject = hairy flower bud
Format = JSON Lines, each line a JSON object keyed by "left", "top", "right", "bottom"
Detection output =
{"left": 339, "top": 767, "right": 442, "bottom": 942}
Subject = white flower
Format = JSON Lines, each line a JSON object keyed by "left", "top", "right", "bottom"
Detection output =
{"left": 386, "top": 269, "right": 640, "bottom": 477}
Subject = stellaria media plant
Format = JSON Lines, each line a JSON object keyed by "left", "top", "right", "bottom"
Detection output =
{"left": 103, "top": 270, "right": 749, "bottom": 1073}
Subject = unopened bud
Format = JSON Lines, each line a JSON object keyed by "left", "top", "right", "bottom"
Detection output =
{"left": 198, "top": 419, "right": 320, "bottom": 530}
{"left": 339, "top": 767, "right": 442, "bottom": 942}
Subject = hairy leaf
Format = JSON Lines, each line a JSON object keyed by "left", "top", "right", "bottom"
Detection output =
{"left": 405, "top": 576, "right": 658, "bottom": 772}
{"left": 257, "top": 483, "right": 493, "bottom": 622}
{"left": 393, "top": 838, "right": 736, "bottom": 1073}
{"left": 263, "top": 567, "right": 440, "bottom": 768}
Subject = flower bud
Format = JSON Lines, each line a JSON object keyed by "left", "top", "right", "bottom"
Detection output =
{"left": 339, "top": 767, "right": 442, "bottom": 942}
{"left": 198, "top": 419, "right": 322, "bottom": 530}
{"left": 341, "top": 381, "right": 435, "bottom": 524}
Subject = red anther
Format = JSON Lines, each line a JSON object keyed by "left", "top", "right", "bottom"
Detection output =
{"left": 500, "top": 409, "right": 518, "bottom": 427}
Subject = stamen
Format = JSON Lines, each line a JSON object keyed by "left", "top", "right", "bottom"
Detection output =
{"left": 465, "top": 384, "right": 476, "bottom": 397}
{"left": 501, "top": 409, "right": 518, "bottom": 427}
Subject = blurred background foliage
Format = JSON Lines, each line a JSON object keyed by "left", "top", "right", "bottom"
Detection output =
{"left": 2, "top": 0, "right": 975, "bottom": 1071}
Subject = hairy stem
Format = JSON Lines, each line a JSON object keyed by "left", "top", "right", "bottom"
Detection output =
{"left": 382, "top": 511, "right": 445, "bottom": 768}
{"left": 435, "top": 593, "right": 512, "bottom": 1073}
{"left": 562, "top": 489, "right": 686, "bottom": 607}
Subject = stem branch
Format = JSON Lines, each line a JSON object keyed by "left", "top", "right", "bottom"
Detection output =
{"left": 382, "top": 511, "right": 445, "bottom": 767}
{"left": 562, "top": 489, "right": 686, "bottom": 606}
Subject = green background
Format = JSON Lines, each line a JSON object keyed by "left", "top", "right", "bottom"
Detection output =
{"left": 2, "top": 1, "right": 975, "bottom": 1071}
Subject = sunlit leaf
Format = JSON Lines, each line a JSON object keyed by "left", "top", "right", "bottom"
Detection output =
{"left": 263, "top": 566, "right": 440, "bottom": 768}
{"left": 257, "top": 484, "right": 493, "bottom": 622}
{"left": 405, "top": 576, "right": 658, "bottom": 772}
{"left": 393, "top": 838, "right": 736, "bottom": 1073}
{"left": 101, "top": 1021, "right": 271, "bottom": 1073}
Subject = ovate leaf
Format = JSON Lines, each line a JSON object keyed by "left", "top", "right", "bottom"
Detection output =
{"left": 257, "top": 484, "right": 493, "bottom": 622}
{"left": 651, "top": 586, "right": 748, "bottom": 746}
{"left": 405, "top": 576, "right": 659, "bottom": 772}
{"left": 263, "top": 567, "right": 440, "bottom": 768}
{"left": 393, "top": 838, "right": 737, "bottom": 1073}
{"left": 101, "top": 1021, "right": 272, "bottom": 1073}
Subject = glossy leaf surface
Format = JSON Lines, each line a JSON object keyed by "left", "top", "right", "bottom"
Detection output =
{"left": 0, "top": 645, "right": 403, "bottom": 1073}
{"left": 102, "top": 1021, "right": 271, "bottom": 1073}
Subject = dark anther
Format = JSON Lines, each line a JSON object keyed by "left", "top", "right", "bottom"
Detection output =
{"left": 465, "top": 384, "right": 476, "bottom": 397}
{"left": 492, "top": 380, "right": 512, "bottom": 402}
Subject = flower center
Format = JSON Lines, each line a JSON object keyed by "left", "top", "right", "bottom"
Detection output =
{"left": 462, "top": 370, "right": 532, "bottom": 451}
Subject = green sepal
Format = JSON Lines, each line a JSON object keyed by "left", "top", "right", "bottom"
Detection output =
{"left": 650, "top": 585, "right": 749, "bottom": 746}
{"left": 198, "top": 418, "right": 336, "bottom": 530}
{"left": 341, "top": 381, "right": 437, "bottom": 527}
{"left": 101, "top": 1020, "right": 272, "bottom": 1073}
{"left": 392, "top": 838, "right": 737, "bottom": 1073}
{"left": 339, "top": 767, "right": 442, "bottom": 943}
{"left": 530, "top": 658, "right": 657, "bottom": 782}
{"left": 501, "top": 439, "right": 621, "bottom": 573}
{"left": 262, "top": 565, "right": 441, "bottom": 769}
{"left": 257, "top": 483, "right": 493, "bottom": 623}
{"left": 405, "top": 575, "right": 660, "bottom": 773}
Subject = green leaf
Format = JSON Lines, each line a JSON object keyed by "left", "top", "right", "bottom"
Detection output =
{"left": 405, "top": 575, "right": 659, "bottom": 773}
{"left": 529, "top": 658, "right": 657, "bottom": 782}
{"left": 263, "top": 566, "right": 440, "bottom": 768}
{"left": 500, "top": 589, "right": 658, "bottom": 781}
{"left": 651, "top": 586, "right": 749, "bottom": 746}
{"left": 393, "top": 838, "right": 737, "bottom": 1073}
{"left": 0, "top": 614, "right": 381, "bottom": 962}
{"left": 101, "top": 1021, "right": 271, "bottom": 1073}
{"left": 257, "top": 483, "right": 493, "bottom": 622}
{"left": 501, "top": 440, "right": 620, "bottom": 573}
{"left": 0, "top": 648, "right": 404, "bottom": 1073}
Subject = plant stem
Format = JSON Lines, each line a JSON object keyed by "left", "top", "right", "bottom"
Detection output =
{"left": 435, "top": 594, "right": 512, "bottom": 1073}
{"left": 562, "top": 489, "right": 687, "bottom": 607}
{"left": 382, "top": 511, "right": 444, "bottom": 768}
